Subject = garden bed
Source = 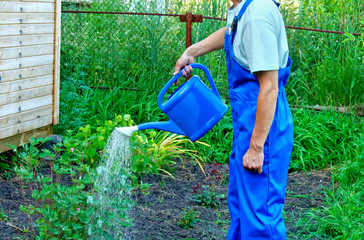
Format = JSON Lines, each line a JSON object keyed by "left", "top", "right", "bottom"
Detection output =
{"left": 0, "top": 160, "right": 331, "bottom": 240}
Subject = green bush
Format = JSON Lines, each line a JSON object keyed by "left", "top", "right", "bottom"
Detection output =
{"left": 13, "top": 138, "right": 93, "bottom": 239}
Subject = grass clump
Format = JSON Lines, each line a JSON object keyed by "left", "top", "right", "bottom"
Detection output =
{"left": 290, "top": 108, "right": 363, "bottom": 171}
{"left": 294, "top": 135, "right": 363, "bottom": 239}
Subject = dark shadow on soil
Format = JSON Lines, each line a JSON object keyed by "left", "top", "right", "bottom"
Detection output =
{"left": 0, "top": 161, "right": 332, "bottom": 240}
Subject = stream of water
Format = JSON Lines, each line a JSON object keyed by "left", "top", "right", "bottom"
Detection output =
{"left": 88, "top": 130, "right": 133, "bottom": 239}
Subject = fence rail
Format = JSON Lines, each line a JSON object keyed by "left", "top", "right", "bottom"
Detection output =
{"left": 62, "top": 10, "right": 362, "bottom": 39}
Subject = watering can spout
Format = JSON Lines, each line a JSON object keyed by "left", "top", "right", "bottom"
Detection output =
{"left": 115, "top": 126, "right": 138, "bottom": 137}
{"left": 138, "top": 121, "right": 186, "bottom": 136}
{"left": 115, "top": 121, "right": 186, "bottom": 137}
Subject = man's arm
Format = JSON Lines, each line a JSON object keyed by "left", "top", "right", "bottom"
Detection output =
{"left": 174, "top": 27, "right": 226, "bottom": 77}
{"left": 243, "top": 70, "right": 279, "bottom": 173}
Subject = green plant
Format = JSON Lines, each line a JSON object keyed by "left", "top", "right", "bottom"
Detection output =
{"left": 13, "top": 140, "right": 92, "bottom": 239}
{"left": 133, "top": 181, "right": 152, "bottom": 196}
{"left": 215, "top": 211, "right": 230, "bottom": 227}
{"left": 293, "top": 181, "right": 364, "bottom": 239}
{"left": 0, "top": 208, "right": 8, "bottom": 222}
{"left": 178, "top": 207, "right": 200, "bottom": 229}
{"left": 0, "top": 154, "right": 14, "bottom": 178}
{"left": 192, "top": 185, "right": 225, "bottom": 209}
{"left": 63, "top": 114, "right": 134, "bottom": 168}
{"left": 195, "top": 110, "right": 233, "bottom": 164}
{"left": 282, "top": 0, "right": 363, "bottom": 107}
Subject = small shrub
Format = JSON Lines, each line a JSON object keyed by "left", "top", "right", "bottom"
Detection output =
{"left": 178, "top": 207, "right": 200, "bottom": 229}
{"left": 13, "top": 139, "right": 92, "bottom": 239}
{"left": 192, "top": 162, "right": 226, "bottom": 208}
{"left": 192, "top": 185, "right": 225, "bottom": 209}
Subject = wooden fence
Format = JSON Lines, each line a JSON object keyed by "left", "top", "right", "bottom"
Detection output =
{"left": 0, "top": 0, "right": 61, "bottom": 152}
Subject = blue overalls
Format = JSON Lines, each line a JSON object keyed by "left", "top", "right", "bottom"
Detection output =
{"left": 224, "top": 0, "right": 294, "bottom": 239}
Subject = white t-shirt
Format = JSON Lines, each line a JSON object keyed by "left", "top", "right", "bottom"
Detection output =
{"left": 227, "top": 0, "right": 289, "bottom": 73}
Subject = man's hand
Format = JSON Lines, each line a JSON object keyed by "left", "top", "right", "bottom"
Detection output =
{"left": 243, "top": 146, "right": 264, "bottom": 174}
{"left": 173, "top": 52, "right": 195, "bottom": 85}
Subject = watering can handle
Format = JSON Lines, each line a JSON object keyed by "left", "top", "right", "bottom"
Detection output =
{"left": 158, "top": 63, "right": 221, "bottom": 108}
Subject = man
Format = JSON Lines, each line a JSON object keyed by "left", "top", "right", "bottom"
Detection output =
{"left": 174, "top": 0, "right": 293, "bottom": 239}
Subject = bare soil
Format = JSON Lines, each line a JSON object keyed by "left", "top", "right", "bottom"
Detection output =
{"left": 0, "top": 161, "right": 332, "bottom": 240}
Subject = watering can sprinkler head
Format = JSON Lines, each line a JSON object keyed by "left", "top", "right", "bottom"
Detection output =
{"left": 115, "top": 126, "right": 138, "bottom": 137}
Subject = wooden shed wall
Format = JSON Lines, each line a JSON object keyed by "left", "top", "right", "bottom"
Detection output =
{"left": 0, "top": 0, "right": 61, "bottom": 152}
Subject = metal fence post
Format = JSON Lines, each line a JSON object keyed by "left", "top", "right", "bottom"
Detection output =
{"left": 179, "top": 12, "right": 203, "bottom": 49}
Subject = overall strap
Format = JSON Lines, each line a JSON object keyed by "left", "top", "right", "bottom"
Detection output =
{"left": 231, "top": 0, "right": 253, "bottom": 33}
{"left": 236, "top": 0, "right": 253, "bottom": 20}
{"left": 272, "top": 0, "right": 280, "bottom": 7}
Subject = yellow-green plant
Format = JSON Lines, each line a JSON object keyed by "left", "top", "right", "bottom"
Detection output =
{"left": 131, "top": 130, "right": 209, "bottom": 177}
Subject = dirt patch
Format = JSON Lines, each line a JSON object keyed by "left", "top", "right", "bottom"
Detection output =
{"left": 0, "top": 161, "right": 331, "bottom": 240}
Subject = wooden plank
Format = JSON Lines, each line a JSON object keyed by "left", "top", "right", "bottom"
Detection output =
{"left": 5, "top": 0, "right": 54, "bottom": 2}
{"left": 0, "top": 12, "right": 54, "bottom": 25}
{"left": 0, "top": 24, "right": 54, "bottom": 36}
{"left": 0, "top": 85, "right": 53, "bottom": 106}
{"left": 0, "top": 44, "right": 53, "bottom": 60}
{"left": 53, "top": 0, "right": 61, "bottom": 125}
{"left": 63, "top": 0, "right": 93, "bottom": 4}
{"left": 0, "top": 65, "right": 53, "bottom": 83}
{"left": 0, "top": 105, "right": 52, "bottom": 128}
{"left": 0, "top": 115, "right": 52, "bottom": 139}
{"left": 0, "top": 1, "right": 54, "bottom": 13}
{"left": 0, "top": 13, "right": 54, "bottom": 24}
{"left": 0, "top": 54, "right": 53, "bottom": 71}
{"left": 0, "top": 34, "right": 53, "bottom": 48}
{"left": 0, "top": 125, "right": 52, "bottom": 153}
{"left": 0, "top": 75, "right": 53, "bottom": 94}
{"left": 0, "top": 95, "right": 53, "bottom": 118}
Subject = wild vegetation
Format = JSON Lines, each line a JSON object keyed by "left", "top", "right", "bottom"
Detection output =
{"left": 0, "top": 0, "right": 362, "bottom": 239}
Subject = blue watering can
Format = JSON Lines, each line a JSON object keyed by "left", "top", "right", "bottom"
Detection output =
{"left": 115, "top": 63, "right": 228, "bottom": 142}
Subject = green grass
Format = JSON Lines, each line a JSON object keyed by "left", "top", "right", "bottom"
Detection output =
{"left": 282, "top": 0, "right": 363, "bottom": 107}
{"left": 290, "top": 108, "right": 363, "bottom": 171}
{"left": 294, "top": 145, "right": 364, "bottom": 239}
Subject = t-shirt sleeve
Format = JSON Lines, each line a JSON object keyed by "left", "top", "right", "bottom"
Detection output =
{"left": 242, "top": 19, "right": 279, "bottom": 73}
